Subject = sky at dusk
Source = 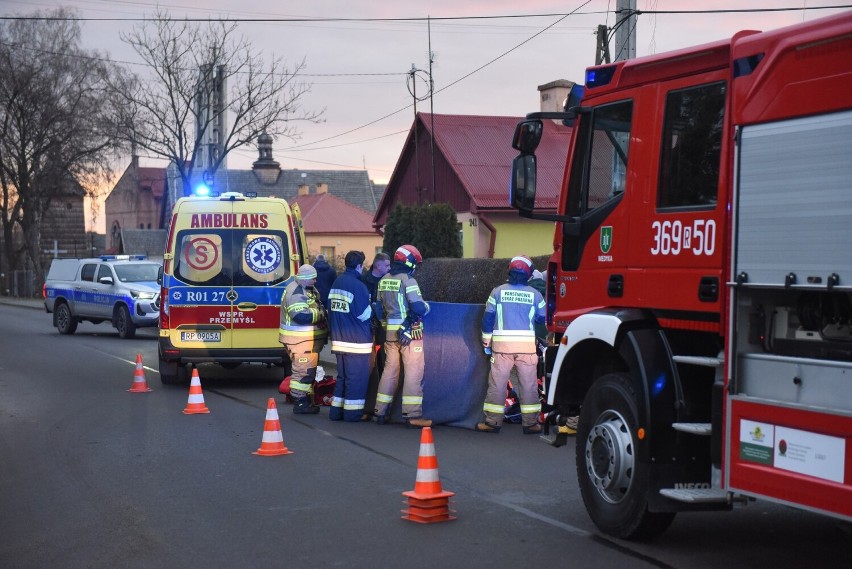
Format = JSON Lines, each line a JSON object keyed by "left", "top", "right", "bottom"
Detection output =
{"left": 2, "top": 0, "right": 851, "bottom": 231}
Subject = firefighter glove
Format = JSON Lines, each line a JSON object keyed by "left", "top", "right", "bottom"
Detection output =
{"left": 398, "top": 318, "right": 413, "bottom": 347}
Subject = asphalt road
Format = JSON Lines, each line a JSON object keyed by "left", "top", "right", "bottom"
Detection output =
{"left": 0, "top": 300, "right": 850, "bottom": 569}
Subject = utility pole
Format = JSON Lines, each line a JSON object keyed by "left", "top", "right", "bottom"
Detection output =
{"left": 596, "top": 0, "right": 637, "bottom": 64}
{"left": 614, "top": 0, "right": 637, "bottom": 62}
{"left": 595, "top": 24, "right": 611, "bottom": 64}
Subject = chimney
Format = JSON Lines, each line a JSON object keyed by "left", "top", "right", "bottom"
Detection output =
{"left": 537, "top": 79, "right": 574, "bottom": 123}
{"left": 316, "top": 183, "right": 328, "bottom": 195}
{"left": 298, "top": 184, "right": 310, "bottom": 196}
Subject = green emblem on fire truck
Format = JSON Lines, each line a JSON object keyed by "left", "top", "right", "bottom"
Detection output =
{"left": 600, "top": 226, "right": 613, "bottom": 253}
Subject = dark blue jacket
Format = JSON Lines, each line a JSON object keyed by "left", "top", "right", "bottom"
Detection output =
{"left": 313, "top": 258, "right": 337, "bottom": 309}
{"left": 328, "top": 268, "right": 373, "bottom": 354}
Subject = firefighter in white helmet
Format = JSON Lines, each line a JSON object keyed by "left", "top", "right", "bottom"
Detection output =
{"left": 371, "top": 244, "right": 431, "bottom": 427}
{"left": 477, "top": 255, "right": 546, "bottom": 434}
{"left": 279, "top": 264, "right": 329, "bottom": 414}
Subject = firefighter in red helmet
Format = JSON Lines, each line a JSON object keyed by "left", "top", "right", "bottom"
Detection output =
{"left": 477, "top": 255, "right": 546, "bottom": 434}
{"left": 370, "top": 245, "right": 432, "bottom": 427}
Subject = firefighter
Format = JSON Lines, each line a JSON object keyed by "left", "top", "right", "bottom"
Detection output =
{"left": 328, "top": 251, "right": 373, "bottom": 422}
{"left": 279, "top": 264, "right": 329, "bottom": 414}
{"left": 372, "top": 245, "right": 431, "bottom": 427}
{"left": 477, "top": 255, "right": 546, "bottom": 434}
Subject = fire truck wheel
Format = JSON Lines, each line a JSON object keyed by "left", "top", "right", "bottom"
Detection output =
{"left": 576, "top": 372, "right": 675, "bottom": 541}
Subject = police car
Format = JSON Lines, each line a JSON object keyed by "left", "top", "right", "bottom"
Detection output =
{"left": 43, "top": 255, "right": 161, "bottom": 339}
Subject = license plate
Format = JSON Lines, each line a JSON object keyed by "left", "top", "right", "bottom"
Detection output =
{"left": 181, "top": 331, "right": 221, "bottom": 343}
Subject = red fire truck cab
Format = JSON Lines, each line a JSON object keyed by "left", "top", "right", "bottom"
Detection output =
{"left": 510, "top": 11, "right": 852, "bottom": 540}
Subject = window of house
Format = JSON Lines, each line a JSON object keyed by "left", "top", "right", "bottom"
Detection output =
{"left": 320, "top": 246, "right": 335, "bottom": 259}
{"left": 657, "top": 82, "right": 725, "bottom": 209}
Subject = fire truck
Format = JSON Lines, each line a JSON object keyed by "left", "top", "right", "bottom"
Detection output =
{"left": 510, "top": 12, "right": 852, "bottom": 540}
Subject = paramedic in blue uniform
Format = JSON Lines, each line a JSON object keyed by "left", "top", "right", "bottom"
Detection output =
{"left": 279, "top": 264, "right": 329, "bottom": 414}
{"left": 477, "top": 255, "right": 546, "bottom": 434}
{"left": 327, "top": 250, "right": 374, "bottom": 422}
{"left": 372, "top": 245, "right": 431, "bottom": 428}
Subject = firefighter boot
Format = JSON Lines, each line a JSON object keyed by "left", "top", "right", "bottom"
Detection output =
{"left": 293, "top": 395, "right": 320, "bottom": 415}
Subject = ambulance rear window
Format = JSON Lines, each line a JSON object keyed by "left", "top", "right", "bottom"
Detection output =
{"left": 173, "top": 229, "right": 290, "bottom": 286}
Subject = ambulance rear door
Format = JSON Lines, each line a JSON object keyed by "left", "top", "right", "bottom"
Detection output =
{"left": 289, "top": 203, "right": 309, "bottom": 267}
{"left": 230, "top": 199, "right": 292, "bottom": 349}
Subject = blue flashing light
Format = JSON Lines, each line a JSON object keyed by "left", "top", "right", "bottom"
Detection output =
{"left": 585, "top": 65, "right": 616, "bottom": 88}
{"left": 651, "top": 373, "right": 667, "bottom": 398}
{"left": 193, "top": 183, "right": 211, "bottom": 197}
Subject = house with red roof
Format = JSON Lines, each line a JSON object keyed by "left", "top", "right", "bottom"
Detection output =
{"left": 374, "top": 81, "right": 573, "bottom": 258}
{"left": 290, "top": 187, "right": 383, "bottom": 263}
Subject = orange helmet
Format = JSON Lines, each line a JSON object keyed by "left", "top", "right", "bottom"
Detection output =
{"left": 394, "top": 245, "right": 422, "bottom": 270}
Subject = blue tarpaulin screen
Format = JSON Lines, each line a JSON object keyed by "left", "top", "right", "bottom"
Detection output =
{"left": 366, "top": 302, "right": 490, "bottom": 429}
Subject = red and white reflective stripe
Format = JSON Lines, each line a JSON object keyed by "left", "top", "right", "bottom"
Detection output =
{"left": 510, "top": 255, "right": 532, "bottom": 269}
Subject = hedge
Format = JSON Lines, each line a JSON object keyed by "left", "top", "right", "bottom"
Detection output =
{"left": 414, "top": 255, "right": 550, "bottom": 304}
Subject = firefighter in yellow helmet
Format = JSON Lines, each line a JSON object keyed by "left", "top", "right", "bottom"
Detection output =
{"left": 279, "top": 264, "right": 329, "bottom": 414}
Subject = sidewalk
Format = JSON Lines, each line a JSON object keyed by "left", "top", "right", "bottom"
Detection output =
{"left": 0, "top": 295, "right": 337, "bottom": 372}
{"left": 0, "top": 296, "right": 44, "bottom": 310}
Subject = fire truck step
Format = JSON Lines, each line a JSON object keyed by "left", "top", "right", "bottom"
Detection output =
{"left": 659, "top": 488, "right": 729, "bottom": 503}
{"left": 672, "top": 422, "right": 712, "bottom": 435}
{"left": 672, "top": 355, "right": 724, "bottom": 367}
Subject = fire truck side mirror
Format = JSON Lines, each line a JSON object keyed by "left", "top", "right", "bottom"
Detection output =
{"left": 510, "top": 154, "right": 537, "bottom": 212}
{"left": 512, "top": 120, "right": 543, "bottom": 153}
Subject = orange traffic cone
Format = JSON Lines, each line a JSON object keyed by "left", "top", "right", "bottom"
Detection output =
{"left": 401, "top": 427, "right": 456, "bottom": 523}
{"left": 127, "top": 353, "right": 152, "bottom": 393}
{"left": 182, "top": 369, "right": 210, "bottom": 414}
{"left": 253, "top": 398, "right": 293, "bottom": 456}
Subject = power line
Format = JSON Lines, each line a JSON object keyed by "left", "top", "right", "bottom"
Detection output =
{"left": 3, "top": 5, "right": 851, "bottom": 22}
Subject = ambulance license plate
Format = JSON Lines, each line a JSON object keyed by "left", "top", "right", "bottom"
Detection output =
{"left": 181, "top": 331, "right": 221, "bottom": 343}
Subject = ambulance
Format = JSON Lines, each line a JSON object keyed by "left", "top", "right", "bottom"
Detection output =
{"left": 158, "top": 191, "right": 308, "bottom": 384}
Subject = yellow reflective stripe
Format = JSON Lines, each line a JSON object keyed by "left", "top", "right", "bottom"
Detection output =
{"left": 376, "top": 393, "right": 394, "bottom": 404}
{"left": 329, "top": 289, "right": 353, "bottom": 302}
{"left": 483, "top": 402, "right": 505, "bottom": 414}
{"left": 401, "top": 395, "right": 422, "bottom": 405}
{"left": 520, "top": 403, "right": 541, "bottom": 414}
{"left": 344, "top": 400, "right": 366, "bottom": 410}
{"left": 279, "top": 328, "right": 324, "bottom": 338}
{"left": 405, "top": 284, "right": 420, "bottom": 294}
{"left": 331, "top": 396, "right": 344, "bottom": 408}
{"left": 290, "top": 379, "right": 314, "bottom": 392}
{"left": 492, "top": 330, "right": 536, "bottom": 339}
{"left": 481, "top": 333, "right": 492, "bottom": 341}
{"left": 287, "top": 302, "right": 309, "bottom": 313}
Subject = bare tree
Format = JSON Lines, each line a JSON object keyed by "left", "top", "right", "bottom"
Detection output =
{"left": 0, "top": 9, "right": 123, "bottom": 285}
{"left": 113, "top": 10, "right": 323, "bottom": 195}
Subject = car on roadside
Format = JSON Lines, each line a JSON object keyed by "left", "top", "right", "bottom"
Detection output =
{"left": 43, "top": 255, "right": 161, "bottom": 339}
